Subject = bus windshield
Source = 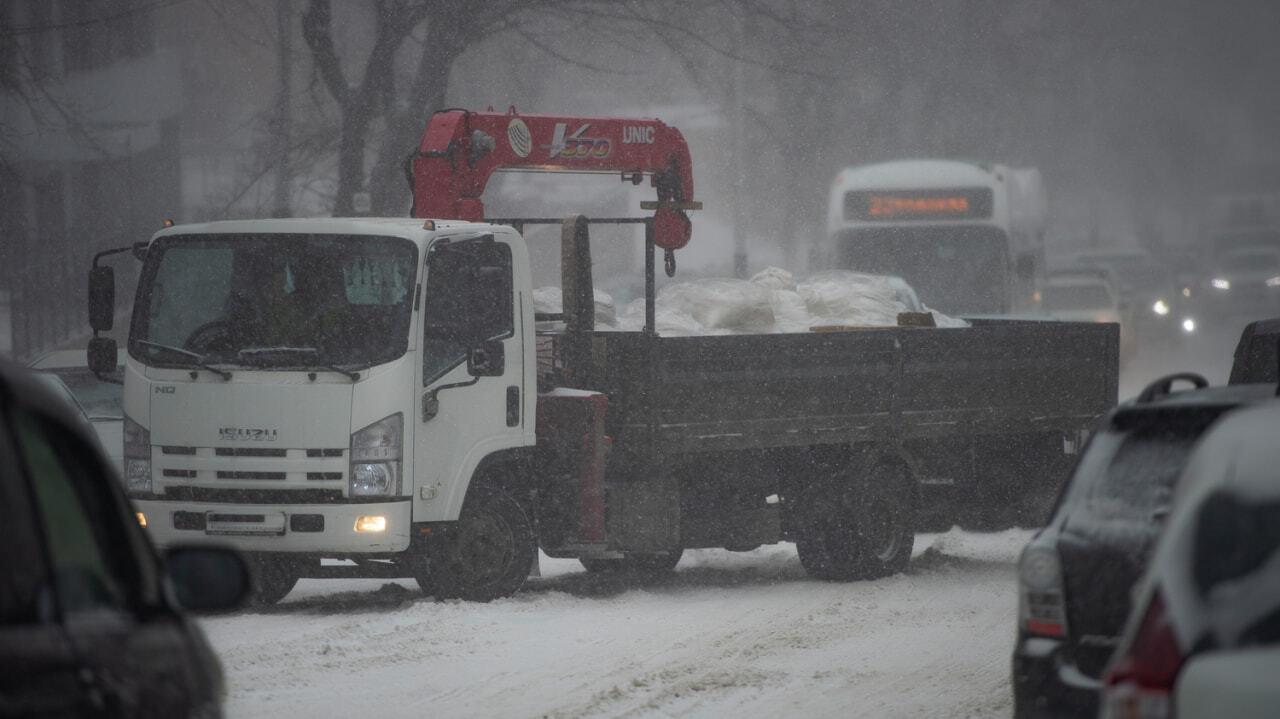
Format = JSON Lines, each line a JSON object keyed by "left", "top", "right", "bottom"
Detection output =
{"left": 131, "top": 234, "right": 418, "bottom": 370}
{"left": 832, "top": 225, "right": 1010, "bottom": 314}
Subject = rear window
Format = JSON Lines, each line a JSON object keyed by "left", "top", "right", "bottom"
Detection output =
{"left": 1071, "top": 423, "right": 1208, "bottom": 519}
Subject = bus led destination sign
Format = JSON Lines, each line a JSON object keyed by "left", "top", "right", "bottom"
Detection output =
{"left": 844, "top": 187, "right": 994, "bottom": 221}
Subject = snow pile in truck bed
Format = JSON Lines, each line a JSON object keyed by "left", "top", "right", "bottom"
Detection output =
{"left": 535, "top": 267, "right": 966, "bottom": 336}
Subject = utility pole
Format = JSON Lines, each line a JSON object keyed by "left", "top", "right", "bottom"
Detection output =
{"left": 272, "top": 0, "right": 292, "bottom": 218}
{"left": 732, "top": 8, "right": 748, "bottom": 278}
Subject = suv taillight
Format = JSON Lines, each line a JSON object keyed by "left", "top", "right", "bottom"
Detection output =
{"left": 1018, "top": 543, "right": 1068, "bottom": 637}
{"left": 1101, "top": 590, "right": 1183, "bottom": 719}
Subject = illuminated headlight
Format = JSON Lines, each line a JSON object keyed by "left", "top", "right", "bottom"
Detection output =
{"left": 1182, "top": 318, "right": 1196, "bottom": 333}
{"left": 123, "top": 415, "right": 152, "bottom": 495}
{"left": 1211, "top": 278, "right": 1231, "bottom": 290}
{"left": 349, "top": 414, "right": 402, "bottom": 497}
{"left": 355, "top": 515, "right": 387, "bottom": 533}
{"left": 1267, "top": 276, "right": 1280, "bottom": 288}
{"left": 1151, "top": 299, "right": 1170, "bottom": 316}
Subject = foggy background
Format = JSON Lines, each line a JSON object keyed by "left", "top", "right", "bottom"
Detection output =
{"left": 3, "top": 0, "right": 1279, "bottom": 358}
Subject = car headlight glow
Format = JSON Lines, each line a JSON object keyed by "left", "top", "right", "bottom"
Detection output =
{"left": 123, "top": 415, "right": 152, "bottom": 495}
{"left": 1211, "top": 278, "right": 1231, "bottom": 290}
{"left": 1151, "top": 299, "right": 1170, "bottom": 316}
{"left": 1182, "top": 318, "right": 1196, "bottom": 333}
{"left": 349, "top": 413, "right": 402, "bottom": 497}
{"left": 1267, "top": 276, "right": 1280, "bottom": 288}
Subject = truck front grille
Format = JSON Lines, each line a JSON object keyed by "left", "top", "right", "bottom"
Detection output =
{"left": 153, "top": 446, "right": 349, "bottom": 493}
{"left": 163, "top": 487, "right": 347, "bottom": 504}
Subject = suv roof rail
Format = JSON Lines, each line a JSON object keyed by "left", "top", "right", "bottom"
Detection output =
{"left": 1136, "top": 372, "right": 1209, "bottom": 404}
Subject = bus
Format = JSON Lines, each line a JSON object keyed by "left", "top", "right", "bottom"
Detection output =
{"left": 825, "top": 159, "right": 1046, "bottom": 315}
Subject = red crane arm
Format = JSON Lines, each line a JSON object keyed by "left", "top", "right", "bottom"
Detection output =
{"left": 410, "top": 108, "right": 698, "bottom": 251}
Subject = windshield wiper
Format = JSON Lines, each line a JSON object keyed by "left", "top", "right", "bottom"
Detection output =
{"left": 133, "top": 340, "right": 232, "bottom": 380}
{"left": 238, "top": 347, "right": 361, "bottom": 381}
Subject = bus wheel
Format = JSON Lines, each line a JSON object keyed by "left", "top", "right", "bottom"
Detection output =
{"left": 430, "top": 485, "right": 535, "bottom": 602}
{"left": 796, "top": 464, "right": 915, "bottom": 581}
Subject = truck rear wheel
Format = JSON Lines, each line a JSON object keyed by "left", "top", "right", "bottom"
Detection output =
{"left": 429, "top": 485, "right": 535, "bottom": 602}
{"left": 796, "top": 464, "right": 915, "bottom": 581}
{"left": 579, "top": 550, "right": 683, "bottom": 576}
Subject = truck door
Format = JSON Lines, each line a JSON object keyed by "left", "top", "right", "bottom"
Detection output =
{"left": 413, "top": 235, "right": 525, "bottom": 523}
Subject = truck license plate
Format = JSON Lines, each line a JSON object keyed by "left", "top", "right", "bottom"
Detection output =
{"left": 206, "top": 511, "right": 286, "bottom": 536}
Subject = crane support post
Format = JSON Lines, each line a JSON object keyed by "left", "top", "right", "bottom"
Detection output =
{"left": 411, "top": 108, "right": 697, "bottom": 251}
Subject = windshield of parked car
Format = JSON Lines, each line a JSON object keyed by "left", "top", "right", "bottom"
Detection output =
{"left": 131, "top": 234, "right": 417, "bottom": 370}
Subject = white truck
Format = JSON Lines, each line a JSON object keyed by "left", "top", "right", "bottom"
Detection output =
{"left": 84, "top": 111, "right": 1115, "bottom": 603}
{"left": 86, "top": 212, "right": 1117, "bottom": 604}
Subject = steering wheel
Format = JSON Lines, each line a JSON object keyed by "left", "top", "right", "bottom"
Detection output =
{"left": 184, "top": 320, "right": 234, "bottom": 352}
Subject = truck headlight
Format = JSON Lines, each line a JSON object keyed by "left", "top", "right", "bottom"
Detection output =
{"left": 350, "top": 413, "right": 402, "bottom": 497}
{"left": 123, "top": 415, "right": 152, "bottom": 495}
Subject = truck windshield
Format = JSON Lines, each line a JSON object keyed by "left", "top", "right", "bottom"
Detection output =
{"left": 130, "top": 233, "right": 417, "bottom": 370}
{"left": 833, "top": 225, "right": 1009, "bottom": 314}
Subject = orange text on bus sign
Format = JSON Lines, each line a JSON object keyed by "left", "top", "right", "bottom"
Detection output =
{"left": 868, "top": 195, "right": 971, "bottom": 217}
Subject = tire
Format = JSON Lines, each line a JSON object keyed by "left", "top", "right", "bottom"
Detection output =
{"left": 430, "top": 485, "right": 536, "bottom": 602}
{"left": 795, "top": 464, "right": 915, "bottom": 581}
{"left": 579, "top": 550, "right": 683, "bottom": 576}
{"left": 246, "top": 555, "right": 302, "bottom": 606}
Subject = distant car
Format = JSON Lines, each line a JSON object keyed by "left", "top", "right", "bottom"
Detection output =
{"left": 1039, "top": 268, "right": 1122, "bottom": 324}
{"left": 28, "top": 348, "right": 125, "bottom": 475}
{"left": 1101, "top": 398, "right": 1280, "bottom": 719}
{"left": 29, "top": 371, "right": 99, "bottom": 440}
{"left": 0, "top": 355, "right": 248, "bottom": 718}
{"left": 1011, "top": 373, "right": 1276, "bottom": 718}
{"left": 1199, "top": 245, "right": 1280, "bottom": 326}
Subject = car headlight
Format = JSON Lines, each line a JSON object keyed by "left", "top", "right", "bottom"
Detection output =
{"left": 1211, "top": 278, "right": 1231, "bottom": 290}
{"left": 1182, "top": 318, "right": 1196, "bottom": 333}
{"left": 350, "top": 413, "right": 402, "bottom": 497}
{"left": 1267, "top": 276, "right": 1280, "bottom": 288}
{"left": 1151, "top": 299, "right": 1170, "bottom": 316}
{"left": 123, "top": 415, "right": 152, "bottom": 495}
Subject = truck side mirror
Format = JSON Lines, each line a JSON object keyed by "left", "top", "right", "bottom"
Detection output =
{"left": 88, "top": 337, "right": 118, "bottom": 376}
{"left": 89, "top": 266, "right": 115, "bottom": 331}
{"left": 467, "top": 340, "right": 504, "bottom": 377}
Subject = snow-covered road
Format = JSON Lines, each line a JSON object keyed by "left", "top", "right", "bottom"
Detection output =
{"left": 202, "top": 529, "right": 1031, "bottom": 718}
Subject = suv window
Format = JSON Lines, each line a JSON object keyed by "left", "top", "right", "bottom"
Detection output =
{"left": 13, "top": 409, "right": 153, "bottom": 616}
{"left": 0, "top": 420, "right": 50, "bottom": 625}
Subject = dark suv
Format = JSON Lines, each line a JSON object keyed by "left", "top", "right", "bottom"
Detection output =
{"left": 0, "top": 357, "right": 248, "bottom": 717}
{"left": 1010, "top": 372, "right": 1277, "bottom": 718}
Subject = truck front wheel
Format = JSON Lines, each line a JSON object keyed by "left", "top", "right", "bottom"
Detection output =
{"left": 795, "top": 464, "right": 915, "bottom": 581}
{"left": 429, "top": 485, "right": 535, "bottom": 602}
{"left": 246, "top": 554, "right": 306, "bottom": 606}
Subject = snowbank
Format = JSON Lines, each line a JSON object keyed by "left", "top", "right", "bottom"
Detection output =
{"left": 536, "top": 267, "right": 968, "bottom": 336}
